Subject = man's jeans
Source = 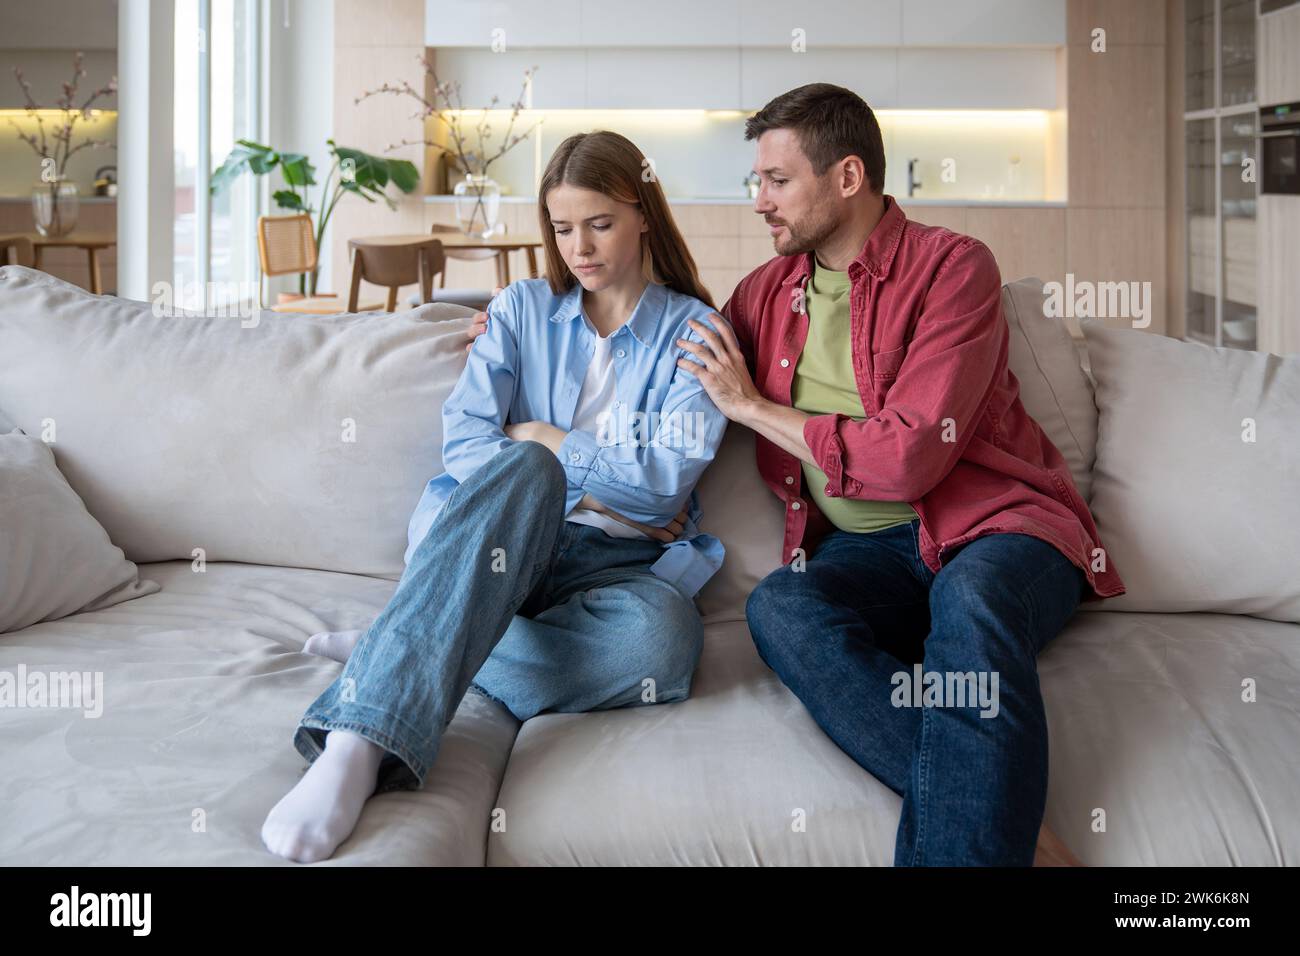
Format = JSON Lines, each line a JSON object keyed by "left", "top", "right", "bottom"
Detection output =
{"left": 746, "top": 518, "right": 1086, "bottom": 866}
{"left": 293, "top": 440, "right": 704, "bottom": 793}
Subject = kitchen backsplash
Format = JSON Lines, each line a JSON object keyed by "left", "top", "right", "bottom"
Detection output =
{"left": 428, "top": 107, "right": 1065, "bottom": 202}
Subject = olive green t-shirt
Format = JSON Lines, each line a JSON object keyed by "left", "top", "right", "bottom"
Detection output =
{"left": 791, "top": 257, "right": 919, "bottom": 534}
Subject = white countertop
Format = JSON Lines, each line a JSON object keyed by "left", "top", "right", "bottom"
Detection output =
{"left": 0, "top": 195, "right": 117, "bottom": 204}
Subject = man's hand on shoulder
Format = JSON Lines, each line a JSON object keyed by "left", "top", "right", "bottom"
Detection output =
{"left": 675, "top": 312, "right": 764, "bottom": 422}
{"left": 465, "top": 285, "right": 505, "bottom": 352}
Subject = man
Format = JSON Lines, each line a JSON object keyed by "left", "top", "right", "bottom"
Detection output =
{"left": 468, "top": 83, "right": 1126, "bottom": 866}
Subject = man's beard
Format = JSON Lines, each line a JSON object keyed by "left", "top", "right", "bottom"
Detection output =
{"left": 771, "top": 206, "right": 839, "bottom": 257}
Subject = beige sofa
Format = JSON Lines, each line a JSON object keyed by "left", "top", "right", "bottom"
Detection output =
{"left": 1, "top": 264, "right": 1296, "bottom": 866}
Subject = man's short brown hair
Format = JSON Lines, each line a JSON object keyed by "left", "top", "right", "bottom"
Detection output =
{"left": 744, "top": 83, "right": 886, "bottom": 195}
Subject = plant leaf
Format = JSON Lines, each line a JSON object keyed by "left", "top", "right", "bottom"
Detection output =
{"left": 328, "top": 144, "right": 420, "bottom": 206}
{"left": 272, "top": 189, "right": 306, "bottom": 210}
{"left": 386, "top": 158, "right": 419, "bottom": 193}
{"left": 211, "top": 140, "right": 278, "bottom": 194}
{"left": 339, "top": 179, "right": 377, "bottom": 202}
{"left": 332, "top": 145, "right": 387, "bottom": 189}
{"left": 278, "top": 152, "right": 316, "bottom": 187}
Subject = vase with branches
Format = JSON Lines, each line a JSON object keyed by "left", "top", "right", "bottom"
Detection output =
{"left": 8, "top": 52, "right": 117, "bottom": 237}
{"left": 356, "top": 56, "right": 541, "bottom": 238}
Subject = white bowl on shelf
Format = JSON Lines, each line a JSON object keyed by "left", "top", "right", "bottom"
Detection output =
{"left": 1223, "top": 318, "right": 1253, "bottom": 342}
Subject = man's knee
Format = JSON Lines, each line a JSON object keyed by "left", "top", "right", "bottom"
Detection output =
{"left": 745, "top": 565, "right": 826, "bottom": 669}
{"left": 745, "top": 564, "right": 803, "bottom": 619}
{"left": 745, "top": 564, "right": 820, "bottom": 636}
{"left": 927, "top": 548, "right": 1075, "bottom": 665}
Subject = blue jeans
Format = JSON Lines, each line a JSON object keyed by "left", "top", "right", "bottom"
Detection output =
{"left": 294, "top": 440, "right": 705, "bottom": 793}
{"left": 745, "top": 518, "right": 1085, "bottom": 866}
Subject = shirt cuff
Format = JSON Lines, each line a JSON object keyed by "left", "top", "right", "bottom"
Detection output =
{"left": 803, "top": 412, "right": 847, "bottom": 497}
{"left": 558, "top": 427, "right": 601, "bottom": 488}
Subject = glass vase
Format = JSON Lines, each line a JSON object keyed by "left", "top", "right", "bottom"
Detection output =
{"left": 453, "top": 174, "right": 500, "bottom": 239}
{"left": 32, "top": 178, "right": 79, "bottom": 238}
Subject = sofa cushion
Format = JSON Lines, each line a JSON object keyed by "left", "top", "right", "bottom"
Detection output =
{"left": 0, "top": 559, "right": 519, "bottom": 865}
{"left": 1037, "top": 609, "right": 1299, "bottom": 864}
{"left": 0, "top": 429, "right": 159, "bottom": 633}
{"left": 1001, "top": 276, "right": 1099, "bottom": 501}
{"left": 487, "top": 619, "right": 903, "bottom": 865}
{"left": 487, "top": 611, "right": 1300, "bottom": 865}
{"left": 693, "top": 425, "right": 785, "bottom": 623}
{"left": 1082, "top": 318, "right": 1300, "bottom": 622}
{"left": 0, "top": 266, "right": 475, "bottom": 579}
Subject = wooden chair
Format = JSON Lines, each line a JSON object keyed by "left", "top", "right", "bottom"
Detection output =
{"left": 430, "top": 222, "right": 510, "bottom": 288}
{"left": 347, "top": 236, "right": 446, "bottom": 312}
{"left": 256, "top": 214, "right": 382, "bottom": 314}
{"left": 402, "top": 224, "right": 503, "bottom": 312}
{"left": 0, "top": 235, "right": 35, "bottom": 267}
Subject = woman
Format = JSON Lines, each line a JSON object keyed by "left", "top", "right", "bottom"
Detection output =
{"left": 262, "top": 130, "right": 731, "bottom": 863}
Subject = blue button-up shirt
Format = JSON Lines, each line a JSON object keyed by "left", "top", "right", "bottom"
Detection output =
{"left": 405, "top": 277, "right": 729, "bottom": 599}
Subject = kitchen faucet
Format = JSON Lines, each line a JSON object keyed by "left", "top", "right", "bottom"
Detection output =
{"left": 907, "top": 158, "right": 922, "bottom": 197}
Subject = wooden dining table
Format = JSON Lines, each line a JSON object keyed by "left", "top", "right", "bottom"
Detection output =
{"left": 353, "top": 232, "right": 545, "bottom": 285}
{"left": 20, "top": 232, "right": 117, "bottom": 295}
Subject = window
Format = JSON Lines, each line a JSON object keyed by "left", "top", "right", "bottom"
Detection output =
{"left": 174, "top": 0, "right": 259, "bottom": 312}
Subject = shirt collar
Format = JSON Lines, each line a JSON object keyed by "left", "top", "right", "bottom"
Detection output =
{"left": 780, "top": 193, "right": 908, "bottom": 288}
{"left": 549, "top": 279, "right": 667, "bottom": 349}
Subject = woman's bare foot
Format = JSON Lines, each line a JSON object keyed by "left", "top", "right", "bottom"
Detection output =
{"left": 1034, "top": 823, "right": 1084, "bottom": 866}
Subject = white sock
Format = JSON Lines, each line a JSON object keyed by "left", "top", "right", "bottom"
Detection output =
{"left": 261, "top": 729, "right": 385, "bottom": 863}
{"left": 303, "top": 628, "right": 364, "bottom": 663}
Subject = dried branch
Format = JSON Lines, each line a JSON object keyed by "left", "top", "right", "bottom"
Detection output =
{"left": 355, "top": 55, "right": 540, "bottom": 180}
{"left": 8, "top": 52, "right": 115, "bottom": 178}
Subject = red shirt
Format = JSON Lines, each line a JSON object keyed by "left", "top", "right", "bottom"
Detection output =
{"left": 720, "top": 195, "right": 1126, "bottom": 602}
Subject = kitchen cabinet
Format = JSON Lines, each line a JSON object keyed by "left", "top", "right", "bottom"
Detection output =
{"left": 1182, "top": 0, "right": 1258, "bottom": 350}
{"left": 1258, "top": 0, "right": 1300, "bottom": 104}
{"left": 427, "top": 0, "right": 1065, "bottom": 49}
{"left": 430, "top": 48, "right": 588, "bottom": 108}
{"left": 1258, "top": 195, "right": 1300, "bottom": 355}
{"left": 902, "top": 0, "right": 1065, "bottom": 46}
{"left": 426, "top": 0, "right": 1064, "bottom": 109}
{"left": 739, "top": 49, "right": 899, "bottom": 110}
{"left": 739, "top": 0, "right": 904, "bottom": 47}
{"left": 424, "top": 0, "right": 581, "bottom": 47}
{"left": 581, "top": 0, "right": 740, "bottom": 46}
{"left": 896, "top": 50, "right": 1058, "bottom": 109}
{"left": 585, "top": 49, "right": 741, "bottom": 109}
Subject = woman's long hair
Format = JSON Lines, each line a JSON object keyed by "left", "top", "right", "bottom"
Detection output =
{"left": 537, "top": 130, "right": 715, "bottom": 310}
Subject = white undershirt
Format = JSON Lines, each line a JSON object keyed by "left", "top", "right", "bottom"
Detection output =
{"left": 564, "top": 315, "right": 652, "bottom": 540}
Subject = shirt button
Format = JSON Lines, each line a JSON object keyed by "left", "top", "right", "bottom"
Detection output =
{"left": 569, "top": 452, "right": 581, "bottom": 463}
{"left": 616, "top": 349, "right": 626, "bottom": 358}
{"left": 784, "top": 476, "right": 794, "bottom": 485}
{"left": 780, "top": 358, "right": 790, "bottom": 368}
{"left": 790, "top": 500, "right": 801, "bottom": 510}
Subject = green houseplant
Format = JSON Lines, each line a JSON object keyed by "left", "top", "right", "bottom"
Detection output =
{"left": 210, "top": 138, "right": 418, "bottom": 296}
